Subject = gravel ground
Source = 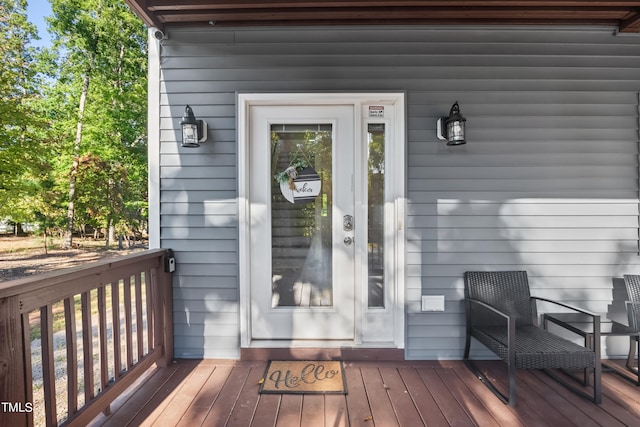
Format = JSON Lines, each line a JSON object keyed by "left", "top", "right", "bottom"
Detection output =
{"left": 0, "top": 236, "right": 147, "bottom": 282}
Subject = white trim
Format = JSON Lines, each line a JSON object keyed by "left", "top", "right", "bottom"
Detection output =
{"left": 238, "top": 92, "right": 406, "bottom": 349}
{"left": 148, "top": 32, "right": 161, "bottom": 249}
{"left": 238, "top": 95, "right": 251, "bottom": 347}
{"left": 392, "top": 100, "right": 407, "bottom": 350}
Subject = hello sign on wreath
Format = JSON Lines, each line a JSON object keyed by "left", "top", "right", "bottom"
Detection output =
{"left": 278, "top": 165, "right": 321, "bottom": 204}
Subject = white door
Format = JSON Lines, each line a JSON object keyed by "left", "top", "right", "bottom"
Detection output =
{"left": 249, "top": 105, "right": 355, "bottom": 339}
{"left": 240, "top": 93, "right": 405, "bottom": 348}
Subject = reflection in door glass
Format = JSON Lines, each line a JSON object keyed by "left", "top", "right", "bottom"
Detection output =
{"left": 368, "top": 123, "right": 385, "bottom": 308}
{"left": 270, "top": 124, "right": 332, "bottom": 308}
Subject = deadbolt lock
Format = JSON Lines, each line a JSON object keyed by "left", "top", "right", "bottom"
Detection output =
{"left": 343, "top": 215, "right": 353, "bottom": 231}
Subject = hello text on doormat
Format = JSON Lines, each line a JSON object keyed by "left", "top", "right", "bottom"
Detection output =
{"left": 259, "top": 360, "right": 347, "bottom": 394}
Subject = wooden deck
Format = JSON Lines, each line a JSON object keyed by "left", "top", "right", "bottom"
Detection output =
{"left": 87, "top": 359, "right": 640, "bottom": 427}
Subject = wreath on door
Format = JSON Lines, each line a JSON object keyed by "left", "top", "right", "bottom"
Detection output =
{"left": 274, "top": 147, "right": 321, "bottom": 204}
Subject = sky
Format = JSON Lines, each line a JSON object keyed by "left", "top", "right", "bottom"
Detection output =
{"left": 26, "top": 0, "right": 53, "bottom": 48}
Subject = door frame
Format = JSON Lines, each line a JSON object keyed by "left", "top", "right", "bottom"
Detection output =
{"left": 238, "top": 92, "right": 406, "bottom": 350}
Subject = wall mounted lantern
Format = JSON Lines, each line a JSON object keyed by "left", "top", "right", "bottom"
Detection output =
{"left": 437, "top": 101, "right": 466, "bottom": 146}
{"left": 180, "top": 105, "right": 207, "bottom": 148}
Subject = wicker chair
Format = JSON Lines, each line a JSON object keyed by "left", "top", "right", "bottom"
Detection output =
{"left": 622, "top": 275, "right": 640, "bottom": 377}
{"left": 464, "top": 271, "right": 601, "bottom": 406}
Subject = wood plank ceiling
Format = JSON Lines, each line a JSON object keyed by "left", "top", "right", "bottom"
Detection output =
{"left": 125, "top": 1, "right": 640, "bottom": 32}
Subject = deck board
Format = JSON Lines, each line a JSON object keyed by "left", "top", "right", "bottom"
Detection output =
{"left": 274, "top": 394, "right": 302, "bottom": 427}
{"left": 398, "top": 367, "right": 451, "bottom": 427}
{"left": 87, "top": 359, "right": 640, "bottom": 427}
{"left": 250, "top": 393, "right": 280, "bottom": 427}
{"left": 152, "top": 364, "right": 214, "bottom": 426}
{"left": 343, "top": 363, "right": 372, "bottom": 427}
{"left": 226, "top": 366, "right": 264, "bottom": 427}
{"left": 530, "top": 369, "right": 627, "bottom": 427}
{"left": 143, "top": 366, "right": 196, "bottom": 426}
{"left": 300, "top": 394, "right": 324, "bottom": 427}
{"left": 453, "top": 364, "right": 525, "bottom": 427}
{"left": 177, "top": 364, "right": 233, "bottom": 426}
{"left": 93, "top": 362, "right": 180, "bottom": 427}
{"left": 518, "top": 371, "right": 596, "bottom": 427}
{"left": 379, "top": 366, "right": 426, "bottom": 427}
{"left": 435, "top": 367, "right": 500, "bottom": 427}
{"left": 417, "top": 368, "right": 476, "bottom": 426}
{"left": 201, "top": 365, "right": 251, "bottom": 426}
{"left": 324, "top": 394, "right": 349, "bottom": 427}
{"left": 360, "top": 366, "right": 400, "bottom": 427}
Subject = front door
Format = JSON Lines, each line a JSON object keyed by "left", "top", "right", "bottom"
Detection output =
{"left": 239, "top": 93, "right": 405, "bottom": 347}
{"left": 249, "top": 105, "right": 355, "bottom": 339}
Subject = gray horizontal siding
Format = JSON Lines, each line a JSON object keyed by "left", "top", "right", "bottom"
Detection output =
{"left": 155, "top": 25, "right": 640, "bottom": 359}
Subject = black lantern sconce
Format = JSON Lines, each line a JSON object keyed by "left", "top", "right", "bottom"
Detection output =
{"left": 180, "top": 105, "right": 207, "bottom": 148}
{"left": 437, "top": 101, "right": 467, "bottom": 146}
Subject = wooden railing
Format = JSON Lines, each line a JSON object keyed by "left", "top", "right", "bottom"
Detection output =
{"left": 0, "top": 249, "right": 174, "bottom": 426}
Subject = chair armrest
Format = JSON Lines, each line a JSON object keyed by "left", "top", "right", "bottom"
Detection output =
{"left": 533, "top": 296, "right": 600, "bottom": 357}
{"left": 532, "top": 296, "right": 599, "bottom": 318}
{"left": 467, "top": 297, "right": 511, "bottom": 321}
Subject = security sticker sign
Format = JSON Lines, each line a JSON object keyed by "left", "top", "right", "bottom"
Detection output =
{"left": 368, "top": 106, "right": 384, "bottom": 118}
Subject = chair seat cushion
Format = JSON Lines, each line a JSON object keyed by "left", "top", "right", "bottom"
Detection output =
{"left": 472, "top": 325, "right": 596, "bottom": 370}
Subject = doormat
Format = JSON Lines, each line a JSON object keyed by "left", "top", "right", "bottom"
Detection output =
{"left": 259, "top": 360, "right": 347, "bottom": 394}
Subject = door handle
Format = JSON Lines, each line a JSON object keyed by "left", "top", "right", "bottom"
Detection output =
{"left": 344, "top": 236, "right": 354, "bottom": 246}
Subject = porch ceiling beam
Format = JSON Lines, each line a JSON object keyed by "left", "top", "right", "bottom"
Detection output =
{"left": 146, "top": 1, "right": 640, "bottom": 10}
{"left": 126, "top": 1, "right": 640, "bottom": 32}
{"left": 620, "top": 10, "right": 640, "bottom": 31}
{"left": 152, "top": 8, "right": 635, "bottom": 24}
{"left": 125, "top": 0, "right": 164, "bottom": 29}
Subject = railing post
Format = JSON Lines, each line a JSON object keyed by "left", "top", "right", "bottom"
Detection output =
{"left": 0, "top": 295, "right": 29, "bottom": 426}
{"left": 164, "top": 269, "right": 174, "bottom": 367}
{"left": 151, "top": 259, "right": 173, "bottom": 368}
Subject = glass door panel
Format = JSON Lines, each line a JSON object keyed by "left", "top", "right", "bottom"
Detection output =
{"left": 367, "top": 123, "right": 385, "bottom": 308}
{"left": 270, "top": 125, "right": 333, "bottom": 308}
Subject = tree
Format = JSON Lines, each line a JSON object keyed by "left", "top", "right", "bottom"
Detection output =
{"left": 0, "top": 0, "right": 48, "bottom": 228}
{"left": 43, "top": 0, "right": 147, "bottom": 247}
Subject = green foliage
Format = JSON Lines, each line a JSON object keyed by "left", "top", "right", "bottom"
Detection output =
{"left": 273, "top": 158, "right": 310, "bottom": 185}
{"left": 0, "top": 0, "right": 50, "bottom": 224}
{"left": 1, "top": 0, "right": 148, "bottom": 240}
